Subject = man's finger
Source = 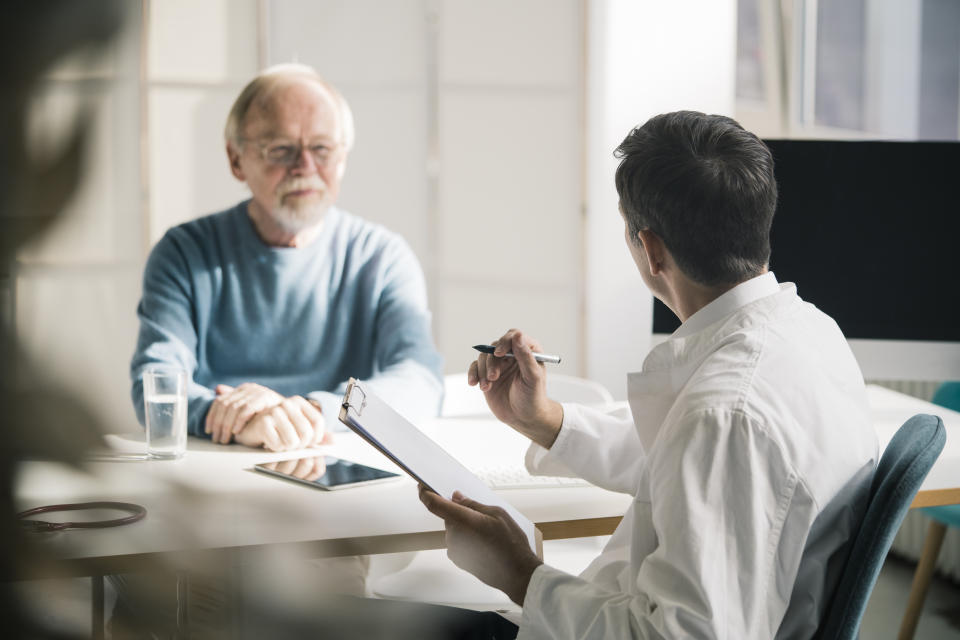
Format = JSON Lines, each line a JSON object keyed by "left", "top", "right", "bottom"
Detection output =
{"left": 220, "top": 397, "right": 245, "bottom": 443}
{"left": 511, "top": 332, "right": 543, "bottom": 381}
{"left": 294, "top": 397, "right": 326, "bottom": 445}
{"left": 271, "top": 407, "right": 299, "bottom": 450}
{"left": 260, "top": 416, "right": 282, "bottom": 452}
{"left": 451, "top": 491, "right": 506, "bottom": 518}
{"left": 216, "top": 384, "right": 234, "bottom": 394}
{"left": 207, "top": 399, "right": 226, "bottom": 440}
{"left": 211, "top": 385, "right": 247, "bottom": 442}
{"left": 493, "top": 329, "right": 519, "bottom": 357}
{"left": 298, "top": 396, "right": 322, "bottom": 424}
{"left": 282, "top": 399, "right": 313, "bottom": 449}
{"left": 232, "top": 389, "right": 279, "bottom": 434}
{"left": 232, "top": 405, "right": 257, "bottom": 434}
{"left": 418, "top": 486, "right": 486, "bottom": 525}
{"left": 204, "top": 401, "right": 214, "bottom": 434}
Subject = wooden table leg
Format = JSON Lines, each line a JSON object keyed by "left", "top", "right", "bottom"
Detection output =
{"left": 91, "top": 575, "right": 104, "bottom": 640}
{"left": 175, "top": 571, "right": 190, "bottom": 638}
{"left": 898, "top": 520, "right": 947, "bottom": 640}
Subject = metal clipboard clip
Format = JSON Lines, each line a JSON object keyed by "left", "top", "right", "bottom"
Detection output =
{"left": 342, "top": 378, "right": 367, "bottom": 417}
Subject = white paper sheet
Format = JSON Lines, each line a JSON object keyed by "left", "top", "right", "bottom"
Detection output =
{"left": 339, "top": 379, "right": 539, "bottom": 553}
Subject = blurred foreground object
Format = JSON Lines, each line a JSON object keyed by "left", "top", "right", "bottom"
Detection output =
{"left": 1, "top": 0, "right": 122, "bottom": 634}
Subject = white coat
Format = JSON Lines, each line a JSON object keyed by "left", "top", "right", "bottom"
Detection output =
{"left": 517, "top": 273, "right": 878, "bottom": 639}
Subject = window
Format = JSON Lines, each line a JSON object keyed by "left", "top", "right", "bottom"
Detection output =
{"left": 735, "top": 0, "right": 960, "bottom": 140}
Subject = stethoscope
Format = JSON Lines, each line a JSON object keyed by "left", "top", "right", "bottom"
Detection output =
{"left": 17, "top": 501, "right": 147, "bottom": 532}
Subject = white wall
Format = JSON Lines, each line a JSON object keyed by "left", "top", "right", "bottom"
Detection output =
{"left": 585, "top": 0, "right": 737, "bottom": 398}
{"left": 147, "top": 0, "right": 258, "bottom": 239}
{"left": 434, "top": 0, "right": 583, "bottom": 376}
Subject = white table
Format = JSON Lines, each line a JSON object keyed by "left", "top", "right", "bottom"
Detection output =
{"left": 14, "top": 417, "right": 631, "bottom": 579}
{"left": 15, "top": 384, "right": 960, "bottom": 580}
{"left": 865, "top": 384, "right": 960, "bottom": 508}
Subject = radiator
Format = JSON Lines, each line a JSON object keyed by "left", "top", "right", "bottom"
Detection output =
{"left": 868, "top": 379, "right": 960, "bottom": 583}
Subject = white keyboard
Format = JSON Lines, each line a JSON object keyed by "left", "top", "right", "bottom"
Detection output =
{"left": 472, "top": 464, "right": 591, "bottom": 490}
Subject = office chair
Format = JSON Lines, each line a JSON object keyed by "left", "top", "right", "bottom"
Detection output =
{"left": 817, "top": 413, "right": 946, "bottom": 640}
{"left": 898, "top": 382, "right": 960, "bottom": 640}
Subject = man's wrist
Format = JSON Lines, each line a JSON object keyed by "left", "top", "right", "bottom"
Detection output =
{"left": 508, "top": 555, "right": 543, "bottom": 606}
{"left": 521, "top": 400, "right": 563, "bottom": 449}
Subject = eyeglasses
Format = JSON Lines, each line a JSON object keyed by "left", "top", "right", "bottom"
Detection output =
{"left": 243, "top": 138, "right": 342, "bottom": 168}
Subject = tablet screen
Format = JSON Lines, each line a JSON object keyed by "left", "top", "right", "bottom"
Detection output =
{"left": 254, "top": 456, "right": 401, "bottom": 490}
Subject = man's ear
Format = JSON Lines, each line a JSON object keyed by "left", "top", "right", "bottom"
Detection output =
{"left": 636, "top": 229, "right": 667, "bottom": 276}
{"left": 227, "top": 142, "right": 245, "bottom": 181}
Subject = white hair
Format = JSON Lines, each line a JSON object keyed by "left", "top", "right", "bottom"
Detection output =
{"left": 224, "top": 63, "right": 355, "bottom": 151}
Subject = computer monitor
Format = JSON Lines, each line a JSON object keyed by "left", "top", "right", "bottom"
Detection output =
{"left": 652, "top": 139, "right": 960, "bottom": 380}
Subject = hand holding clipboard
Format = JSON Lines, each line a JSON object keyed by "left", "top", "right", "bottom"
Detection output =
{"left": 338, "top": 378, "right": 542, "bottom": 556}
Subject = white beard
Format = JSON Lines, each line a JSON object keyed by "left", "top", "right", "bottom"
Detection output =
{"left": 270, "top": 177, "right": 331, "bottom": 232}
{"left": 272, "top": 199, "right": 328, "bottom": 232}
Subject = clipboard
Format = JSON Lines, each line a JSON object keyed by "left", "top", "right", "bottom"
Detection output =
{"left": 339, "top": 378, "right": 542, "bottom": 556}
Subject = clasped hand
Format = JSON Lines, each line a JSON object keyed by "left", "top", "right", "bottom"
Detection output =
{"left": 205, "top": 383, "right": 330, "bottom": 450}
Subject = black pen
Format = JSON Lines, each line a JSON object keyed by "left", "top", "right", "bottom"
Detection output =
{"left": 472, "top": 344, "right": 562, "bottom": 365}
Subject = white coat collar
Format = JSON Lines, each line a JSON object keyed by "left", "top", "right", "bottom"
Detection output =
{"left": 627, "top": 272, "right": 786, "bottom": 452}
{"left": 673, "top": 271, "right": 780, "bottom": 339}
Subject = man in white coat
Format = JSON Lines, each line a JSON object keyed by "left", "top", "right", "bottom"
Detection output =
{"left": 420, "top": 111, "right": 879, "bottom": 639}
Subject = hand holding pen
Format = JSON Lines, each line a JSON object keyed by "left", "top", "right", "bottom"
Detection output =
{"left": 472, "top": 344, "right": 562, "bottom": 364}
{"left": 468, "top": 329, "right": 564, "bottom": 449}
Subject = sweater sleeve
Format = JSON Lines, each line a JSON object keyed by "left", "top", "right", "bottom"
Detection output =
{"left": 130, "top": 232, "right": 215, "bottom": 437}
{"left": 355, "top": 236, "right": 443, "bottom": 422}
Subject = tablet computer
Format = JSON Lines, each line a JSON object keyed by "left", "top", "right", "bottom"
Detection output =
{"left": 254, "top": 456, "right": 401, "bottom": 491}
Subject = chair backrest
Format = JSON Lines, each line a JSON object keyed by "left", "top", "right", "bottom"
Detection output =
{"left": 932, "top": 381, "right": 960, "bottom": 412}
{"left": 817, "top": 413, "right": 946, "bottom": 639}
{"left": 441, "top": 373, "right": 614, "bottom": 417}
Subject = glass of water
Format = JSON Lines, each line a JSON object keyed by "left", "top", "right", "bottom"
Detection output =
{"left": 143, "top": 368, "right": 187, "bottom": 459}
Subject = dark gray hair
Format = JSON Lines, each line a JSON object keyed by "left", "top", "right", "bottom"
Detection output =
{"left": 614, "top": 111, "right": 777, "bottom": 286}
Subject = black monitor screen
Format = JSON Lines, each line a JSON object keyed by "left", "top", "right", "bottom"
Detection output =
{"left": 653, "top": 139, "right": 960, "bottom": 341}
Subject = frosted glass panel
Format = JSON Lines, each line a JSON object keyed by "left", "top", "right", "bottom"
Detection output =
{"left": 19, "top": 83, "right": 140, "bottom": 265}
{"left": 438, "top": 91, "right": 580, "bottom": 283}
{"left": 267, "top": 0, "right": 427, "bottom": 87}
{"left": 149, "top": 0, "right": 258, "bottom": 82}
{"left": 438, "top": 282, "right": 579, "bottom": 376}
{"left": 16, "top": 269, "right": 143, "bottom": 433}
{"left": 149, "top": 86, "right": 251, "bottom": 242}
{"left": 440, "top": 0, "right": 579, "bottom": 87}
{"left": 336, "top": 88, "right": 429, "bottom": 260}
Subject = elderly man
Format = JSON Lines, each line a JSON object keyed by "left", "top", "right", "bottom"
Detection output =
{"left": 130, "top": 64, "right": 443, "bottom": 450}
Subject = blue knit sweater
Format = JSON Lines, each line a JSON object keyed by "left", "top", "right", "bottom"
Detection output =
{"left": 130, "top": 201, "right": 443, "bottom": 437}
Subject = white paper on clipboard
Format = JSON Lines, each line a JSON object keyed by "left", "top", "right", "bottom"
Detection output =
{"left": 338, "top": 378, "right": 540, "bottom": 554}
